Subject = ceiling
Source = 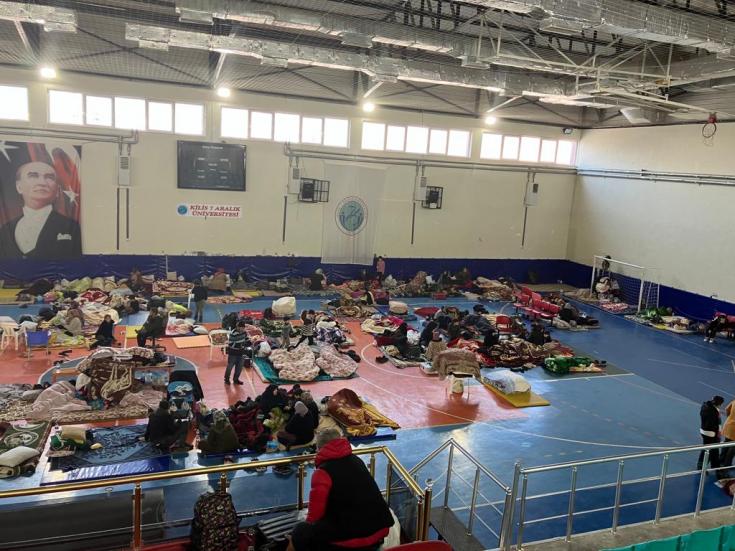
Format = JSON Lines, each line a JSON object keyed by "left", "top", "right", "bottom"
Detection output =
{"left": 1, "top": 0, "right": 735, "bottom": 128}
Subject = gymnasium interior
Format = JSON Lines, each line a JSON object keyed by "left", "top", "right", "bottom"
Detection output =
{"left": 0, "top": 0, "right": 734, "bottom": 550}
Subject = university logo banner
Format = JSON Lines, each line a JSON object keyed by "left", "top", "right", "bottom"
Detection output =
{"left": 0, "top": 141, "right": 82, "bottom": 259}
{"left": 321, "top": 163, "right": 385, "bottom": 265}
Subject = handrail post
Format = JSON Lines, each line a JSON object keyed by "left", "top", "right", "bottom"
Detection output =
{"left": 132, "top": 483, "right": 142, "bottom": 550}
{"left": 386, "top": 461, "right": 393, "bottom": 502}
{"left": 467, "top": 467, "right": 481, "bottom": 535}
{"left": 498, "top": 490, "right": 513, "bottom": 551}
{"left": 416, "top": 498, "right": 425, "bottom": 542}
{"left": 695, "top": 450, "right": 709, "bottom": 517}
{"left": 297, "top": 463, "right": 306, "bottom": 510}
{"left": 443, "top": 444, "right": 454, "bottom": 509}
{"left": 565, "top": 466, "right": 578, "bottom": 542}
{"left": 369, "top": 452, "right": 376, "bottom": 478}
{"left": 654, "top": 454, "right": 669, "bottom": 524}
{"left": 502, "top": 462, "right": 521, "bottom": 551}
{"left": 612, "top": 460, "right": 625, "bottom": 534}
{"left": 517, "top": 473, "right": 529, "bottom": 549}
{"left": 219, "top": 472, "right": 228, "bottom": 492}
{"left": 422, "top": 480, "right": 434, "bottom": 541}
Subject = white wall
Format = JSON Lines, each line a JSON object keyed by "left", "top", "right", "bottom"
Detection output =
{"left": 0, "top": 66, "right": 576, "bottom": 260}
{"left": 569, "top": 124, "right": 735, "bottom": 301}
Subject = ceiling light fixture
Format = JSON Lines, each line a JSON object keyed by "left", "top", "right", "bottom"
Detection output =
{"left": 362, "top": 101, "right": 376, "bottom": 113}
{"left": 39, "top": 66, "right": 57, "bottom": 79}
{"left": 216, "top": 87, "right": 231, "bottom": 98}
{"left": 484, "top": 115, "right": 497, "bottom": 125}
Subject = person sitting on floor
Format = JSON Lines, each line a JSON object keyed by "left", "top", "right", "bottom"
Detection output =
{"left": 419, "top": 320, "right": 438, "bottom": 349}
{"left": 59, "top": 308, "right": 84, "bottom": 337}
{"left": 259, "top": 384, "right": 288, "bottom": 415}
{"left": 482, "top": 327, "right": 500, "bottom": 349}
{"left": 705, "top": 314, "right": 729, "bottom": 343}
{"left": 425, "top": 330, "right": 447, "bottom": 361}
{"left": 129, "top": 267, "right": 144, "bottom": 292}
{"left": 301, "top": 391, "right": 320, "bottom": 429}
{"left": 90, "top": 314, "right": 116, "bottom": 349}
{"left": 136, "top": 307, "right": 166, "bottom": 347}
{"left": 277, "top": 401, "right": 315, "bottom": 449}
{"left": 198, "top": 410, "right": 239, "bottom": 454}
{"left": 528, "top": 322, "right": 551, "bottom": 346}
{"left": 288, "top": 428, "right": 394, "bottom": 551}
{"left": 309, "top": 268, "right": 327, "bottom": 291}
{"left": 144, "top": 399, "right": 191, "bottom": 451}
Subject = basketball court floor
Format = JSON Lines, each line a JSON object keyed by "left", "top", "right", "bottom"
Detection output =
{"left": 0, "top": 296, "right": 732, "bottom": 548}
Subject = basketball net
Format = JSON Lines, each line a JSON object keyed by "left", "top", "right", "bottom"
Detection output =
{"left": 703, "top": 134, "right": 715, "bottom": 147}
{"left": 702, "top": 113, "right": 717, "bottom": 147}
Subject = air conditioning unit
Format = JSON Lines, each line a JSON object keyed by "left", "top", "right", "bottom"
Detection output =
{"left": 414, "top": 175, "right": 428, "bottom": 201}
{"left": 524, "top": 180, "right": 540, "bottom": 206}
{"left": 117, "top": 155, "right": 131, "bottom": 187}
{"left": 421, "top": 186, "right": 443, "bottom": 209}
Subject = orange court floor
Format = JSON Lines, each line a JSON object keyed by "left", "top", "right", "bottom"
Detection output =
{"left": 0, "top": 321, "right": 524, "bottom": 430}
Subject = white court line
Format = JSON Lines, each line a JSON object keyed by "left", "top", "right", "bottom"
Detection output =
{"left": 357, "top": 349, "right": 675, "bottom": 450}
{"left": 535, "top": 373, "right": 634, "bottom": 383}
{"left": 359, "top": 343, "right": 429, "bottom": 380}
{"left": 698, "top": 381, "right": 731, "bottom": 395}
{"left": 647, "top": 358, "right": 733, "bottom": 374}
{"left": 612, "top": 375, "right": 697, "bottom": 405}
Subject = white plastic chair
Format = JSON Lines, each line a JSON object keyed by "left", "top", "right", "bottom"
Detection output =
{"left": 208, "top": 329, "right": 230, "bottom": 359}
{"left": 0, "top": 322, "right": 25, "bottom": 350}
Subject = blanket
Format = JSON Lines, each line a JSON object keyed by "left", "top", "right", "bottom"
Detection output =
{"left": 152, "top": 280, "right": 193, "bottom": 295}
{"left": 361, "top": 318, "right": 400, "bottom": 335}
{"left": 0, "top": 421, "right": 50, "bottom": 454}
{"left": 447, "top": 338, "right": 495, "bottom": 366}
{"left": 432, "top": 348, "right": 481, "bottom": 381}
{"left": 474, "top": 277, "right": 515, "bottom": 301}
{"left": 269, "top": 344, "right": 320, "bottom": 382}
{"left": 254, "top": 358, "right": 335, "bottom": 385}
{"left": 316, "top": 345, "right": 358, "bottom": 378}
{"left": 488, "top": 339, "right": 572, "bottom": 367}
{"left": 327, "top": 389, "right": 400, "bottom": 437}
{"left": 49, "top": 425, "right": 163, "bottom": 471}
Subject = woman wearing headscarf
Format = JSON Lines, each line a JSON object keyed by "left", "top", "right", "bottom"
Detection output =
{"left": 199, "top": 410, "right": 240, "bottom": 454}
{"left": 258, "top": 384, "right": 287, "bottom": 414}
{"left": 277, "top": 401, "right": 315, "bottom": 449}
{"left": 301, "top": 391, "right": 320, "bottom": 430}
{"left": 419, "top": 320, "right": 438, "bottom": 349}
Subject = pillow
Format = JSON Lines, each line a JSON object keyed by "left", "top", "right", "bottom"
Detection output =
{"left": 193, "top": 326, "right": 208, "bottom": 335}
{"left": 0, "top": 446, "right": 39, "bottom": 467}
{"left": 61, "top": 425, "right": 87, "bottom": 445}
{"left": 21, "top": 389, "right": 43, "bottom": 402}
{"left": 388, "top": 301, "right": 408, "bottom": 315}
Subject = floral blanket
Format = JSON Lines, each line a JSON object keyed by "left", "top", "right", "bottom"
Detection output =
{"left": 269, "top": 343, "right": 319, "bottom": 382}
{"left": 316, "top": 345, "right": 358, "bottom": 378}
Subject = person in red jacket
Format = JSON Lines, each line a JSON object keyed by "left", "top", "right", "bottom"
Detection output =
{"left": 288, "top": 428, "right": 394, "bottom": 550}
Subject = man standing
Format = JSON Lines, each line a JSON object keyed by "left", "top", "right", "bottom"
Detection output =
{"left": 225, "top": 321, "right": 250, "bottom": 385}
{"left": 289, "top": 428, "right": 394, "bottom": 551}
{"left": 191, "top": 279, "right": 208, "bottom": 323}
{"left": 698, "top": 395, "right": 725, "bottom": 484}
{"left": 0, "top": 160, "right": 81, "bottom": 258}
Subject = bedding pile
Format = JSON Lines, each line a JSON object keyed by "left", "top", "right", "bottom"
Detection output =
{"left": 432, "top": 348, "right": 481, "bottom": 380}
{"left": 327, "top": 388, "right": 399, "bottom": 437}
{"left": 316, "top": 345, "right": 358, "bottom": 378}
{"left": 483, "top": 369, "right": 531, "bottom": 394}
{"left": 269, "top": 343, "right": 320, "bottom": 382}
{"left": 152, "top": 280, "right": 193, "bottom": 295}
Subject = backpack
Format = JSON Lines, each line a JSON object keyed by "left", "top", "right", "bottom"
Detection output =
{"left": 190, "top": 490, "right": 240, "bottom": 551}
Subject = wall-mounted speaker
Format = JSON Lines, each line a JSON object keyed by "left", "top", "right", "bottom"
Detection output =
{"left": 524, "top": 180, "right": 540, "bottom": 206}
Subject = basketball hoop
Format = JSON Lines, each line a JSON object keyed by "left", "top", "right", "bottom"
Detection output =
{"left": 702, "top": 113, "right": 717, "bottom": 146}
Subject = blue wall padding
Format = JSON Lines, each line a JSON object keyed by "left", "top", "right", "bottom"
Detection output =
{"left": 0, "top": 255, "right": 730, "bottom": 318}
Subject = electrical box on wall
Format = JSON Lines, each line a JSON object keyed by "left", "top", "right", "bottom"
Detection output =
{"left": 288, "top": 167, "right": 301, "bottom": 194}
{"left": 524, "top": 180, "right": 540, "bottom": 206}
{"left": 414, "top": 175, "right": 428, "bottom": 201}
{"left": 117, "top": 155, "right": 131, "bottom": 187}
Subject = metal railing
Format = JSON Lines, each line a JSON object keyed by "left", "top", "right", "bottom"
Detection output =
{"left": 0, "top": 445, "right": 431, "bottom": 550}
{"left": 409, "top": 438, "right": 513, "bottom": 549}
{"left": 500, "top": 440, "right": 735, "bottom": 550}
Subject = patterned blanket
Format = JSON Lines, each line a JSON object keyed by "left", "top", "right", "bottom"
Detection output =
{"left": 0, "top": 421, "right": 50, "bottom": 454}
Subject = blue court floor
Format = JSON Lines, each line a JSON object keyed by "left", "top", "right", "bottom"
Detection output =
{"left": 2, "top": 295, "right": 734, "bottom": 549}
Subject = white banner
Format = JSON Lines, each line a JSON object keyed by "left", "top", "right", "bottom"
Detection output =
{"left": 321, "top": 163, "right": 385, "bottom": 265}
{"left": 176, "top": 203, "right": 241, "bottom": 219}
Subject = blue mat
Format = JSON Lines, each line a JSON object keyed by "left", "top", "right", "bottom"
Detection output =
{"left": 350, "top": 426, "right": 397, "bottom": 443}
{"left": 41, "top": 456, "right": 171, "bottom": 486}
{"left": 253, "top": 357, "right": 356, "bottom": 385}
{"left": 49, "top": 425, "right": 164, "bottom": 471}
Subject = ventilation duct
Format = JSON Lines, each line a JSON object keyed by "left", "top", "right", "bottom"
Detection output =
{"left": 462, "top": 0, "right": 735, "bottom": 54}
{"left": 0, "top": 0, "right": 76, "bottom": 32}
{"left": 126, "top": 23, "right": 577, "bottom": 98}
